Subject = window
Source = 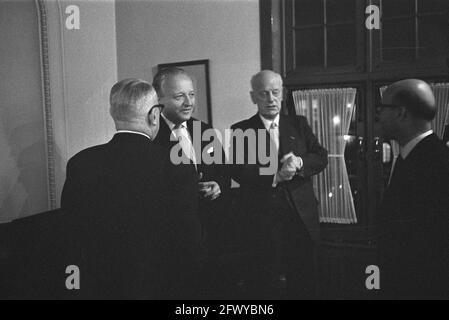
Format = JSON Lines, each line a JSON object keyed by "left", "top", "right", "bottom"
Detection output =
{"left": 375, "top": 0, "right": 449, "bottom": 69}
{"left": 261, "top": 0, "right": 448, "bottom": 226}
{"left": 293, "top": 88, "right": 358, "bottom": 224}
{"left": 285, "top": 0, "right": 363, "bottom": 74}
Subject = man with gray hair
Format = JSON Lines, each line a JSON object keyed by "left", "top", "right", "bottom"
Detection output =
{"left": 61, "top": 78, "right": 201, "bottom": 299}
{"left": 377, "top": 78, "right": 449, "bottom": 298}
{"left": 230, "top": 70, "right": 328, "bottom": 299}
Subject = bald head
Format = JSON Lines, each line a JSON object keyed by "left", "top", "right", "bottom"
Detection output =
{"left": 251, "top": 70, "right": 283, "bottom": 91}
{"left": 382, "top": 79, "right": 436, "bottom": 121}
{"left": 250, "top": 70, "right": 284, "bottom": 120}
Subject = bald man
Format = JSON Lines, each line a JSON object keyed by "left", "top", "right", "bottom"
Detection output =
{"left": 377, "top": 79, "right": 449, "bottom": 298}
{"left": 230, "top": 70, "right": 328, "bottom": 299}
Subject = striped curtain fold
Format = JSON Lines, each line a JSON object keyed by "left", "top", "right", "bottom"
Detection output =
{"left": 293, "top": 88, "right": 357, "bottom": 224}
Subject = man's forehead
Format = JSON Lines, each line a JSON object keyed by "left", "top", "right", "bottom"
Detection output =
{"left": 163, "top": 74, "right": 194, "bottom": 90}
{"left": 254, "top": 76, "right": 282, "bottom": 90}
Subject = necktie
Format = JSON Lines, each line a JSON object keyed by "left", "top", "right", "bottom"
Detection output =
{"left": 269, "top": 121, "right": 279, "bottom": 152}
{"left": 388, "top": 155, "right": 404, "bottom": 187}
{"left": 173, "top": 124, "right": 197, "bottom": 167}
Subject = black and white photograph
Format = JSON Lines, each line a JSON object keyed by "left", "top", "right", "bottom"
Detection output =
{"left": 0, "top": 0, "right": 448, "bottom": 303}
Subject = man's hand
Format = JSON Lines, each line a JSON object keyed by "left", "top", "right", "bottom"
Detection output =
{"left": 281, "top": 152, "right": 303, "bottom": 171}
{"left": 198, "top": 181, "right": 221, "bottom": 201}
{"left": 275, "top": 152, "right": 303, "bottom": 184}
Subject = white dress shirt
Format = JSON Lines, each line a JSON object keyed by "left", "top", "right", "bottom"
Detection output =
{"left": 259, "top": 115, "right": 281, "bottom": 187}
{"left": 116, "top": 130, "right": 151, "bottom": 141}
{"left": 259, "top": 114, "right": 280, "bottom": 152}
{"left": 161, "top": 114, "right": 197, "bottom": 165}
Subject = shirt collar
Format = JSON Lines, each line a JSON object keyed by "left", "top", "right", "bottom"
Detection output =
{"left": 259, "top": 114, "right": 280, "bottom": 131}
{"left": 115, "top": 130, "right": 151, "bottom": 141}
{"left": 400, "top": 130, "right": 433, "bottom": 159}
{"left": 161, "top": 113, "right": 187, "bottom": 131}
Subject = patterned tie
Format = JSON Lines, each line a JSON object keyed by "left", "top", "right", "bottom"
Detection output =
{"left": 173, "top": 124, "right": 197, "bottom": 167}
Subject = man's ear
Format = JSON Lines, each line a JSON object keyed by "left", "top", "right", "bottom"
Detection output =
{"left": 147, "top": 109, "right": 158, "bottom": 125}
{"left": 397, "top": 106, "right": 408, "bottom": 120}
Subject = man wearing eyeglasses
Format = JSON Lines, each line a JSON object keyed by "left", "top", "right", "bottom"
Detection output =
{"left": 377, "top": 79, "right": 449, "bottom": 299}
{"left": 230, "top": 70, "right": 328, "bottom": 299}
{"left": 61, "top": 78, "right": 200, "bottom": 299}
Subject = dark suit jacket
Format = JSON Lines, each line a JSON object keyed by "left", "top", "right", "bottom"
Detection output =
{"left": 379, "top": 133, "right": 449, "bottom": 298}
{"left": 153, "top": 118, "right": 230, "bottom": 250}
{"left": 61, "top": 133, "right": 200, "bottom": 299}
{"left": 153, "top": 117, "right": 229, "bottom": 194}
{"left": 230, "top": 113, "right": 328, "bottom": 242}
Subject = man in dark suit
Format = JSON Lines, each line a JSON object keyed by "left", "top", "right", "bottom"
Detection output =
{"left": 61, "top": 78, "right": 201, "bottom": 299}
{"left": 152, "top": 67, "right": 229, "bottom": 296}
{"left": 377, "top": 79, "right": 449, "bottom": 299}
{"left": 230, "top": 70, "right": 328, "bottom": 299}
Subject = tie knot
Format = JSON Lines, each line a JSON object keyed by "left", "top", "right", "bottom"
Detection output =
{"left": 270, "top": 122, "right": 278, "bottom": 129}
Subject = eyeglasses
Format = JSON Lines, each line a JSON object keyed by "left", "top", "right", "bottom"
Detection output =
{"left": 150, "top": 104, "right": 164, "bottom": 113}
{"left": 376, "top": 103, "right": 400, "bottom": 113}
{"left": 255, "top": 89, "right": 283, "bottom": 101}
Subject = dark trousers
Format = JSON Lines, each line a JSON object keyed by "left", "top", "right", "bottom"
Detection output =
{"left": 241, "top": 189, "right": 315, "bottom": 299}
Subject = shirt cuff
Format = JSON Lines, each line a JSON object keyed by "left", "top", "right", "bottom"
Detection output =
{"left": 297, "top": 156, "right": 303, "bottom": 170}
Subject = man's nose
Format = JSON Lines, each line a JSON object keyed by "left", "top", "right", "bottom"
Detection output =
{"left": 267, "top": 91, "right": 275, "bottom": 102}
{"left": 184, "top": 95, "right": 193, "bottom": 106}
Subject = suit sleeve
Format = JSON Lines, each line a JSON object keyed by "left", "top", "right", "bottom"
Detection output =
{"left": 296, "top": 116, "right": 328, "bottom": 178}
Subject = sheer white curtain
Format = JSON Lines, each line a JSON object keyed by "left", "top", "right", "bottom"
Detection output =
{"left": 293, "top": 88, "right": 357, "bottom": 224}
{"left": 430, "top": 83, "right": 449, "bottom": 139}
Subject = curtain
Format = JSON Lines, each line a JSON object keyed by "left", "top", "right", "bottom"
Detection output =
{"left": 293, "top": 88, "right": 357, "bottom": 224}
{"left": 430, "top": 83, "right": 449, "bottom": 139}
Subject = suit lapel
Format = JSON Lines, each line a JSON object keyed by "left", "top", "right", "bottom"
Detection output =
{"left": 155, "top": 117, "right": 175, "bottom": 147}
{"left": 279, "top": 115, "right": 289, "bottom": 155}
{"left": 251, "top": 114, "right": 272, "bottom": 162}
{"left": 279, "top": 115, "right": 298, "bottom": 156}
{"left": 279, "top": 115, "right": 306, "bottom": 157}
{"left": 252, "top": 114, "right": 298, "bottom": 157}
{"left": 250, "top": 113, "right": 267, "bottom": 131}
{"left": 186, "top": 118, "right": 194, "bottom": 136}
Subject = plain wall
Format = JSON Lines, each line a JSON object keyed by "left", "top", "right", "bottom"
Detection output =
{"left": 1, "top": 0, "right": 260, "bottom": 219}
{"left": 115, "top": 0, "right": 261, "bottom": 136}
{"left": 45, "top": 0, "right": 118, "bottom": 207}
{"left": 0, "top": 0, "right": 119, "bottom": 220}
{"left": 0, "top": 1, "right": 48, "bottom": 222}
